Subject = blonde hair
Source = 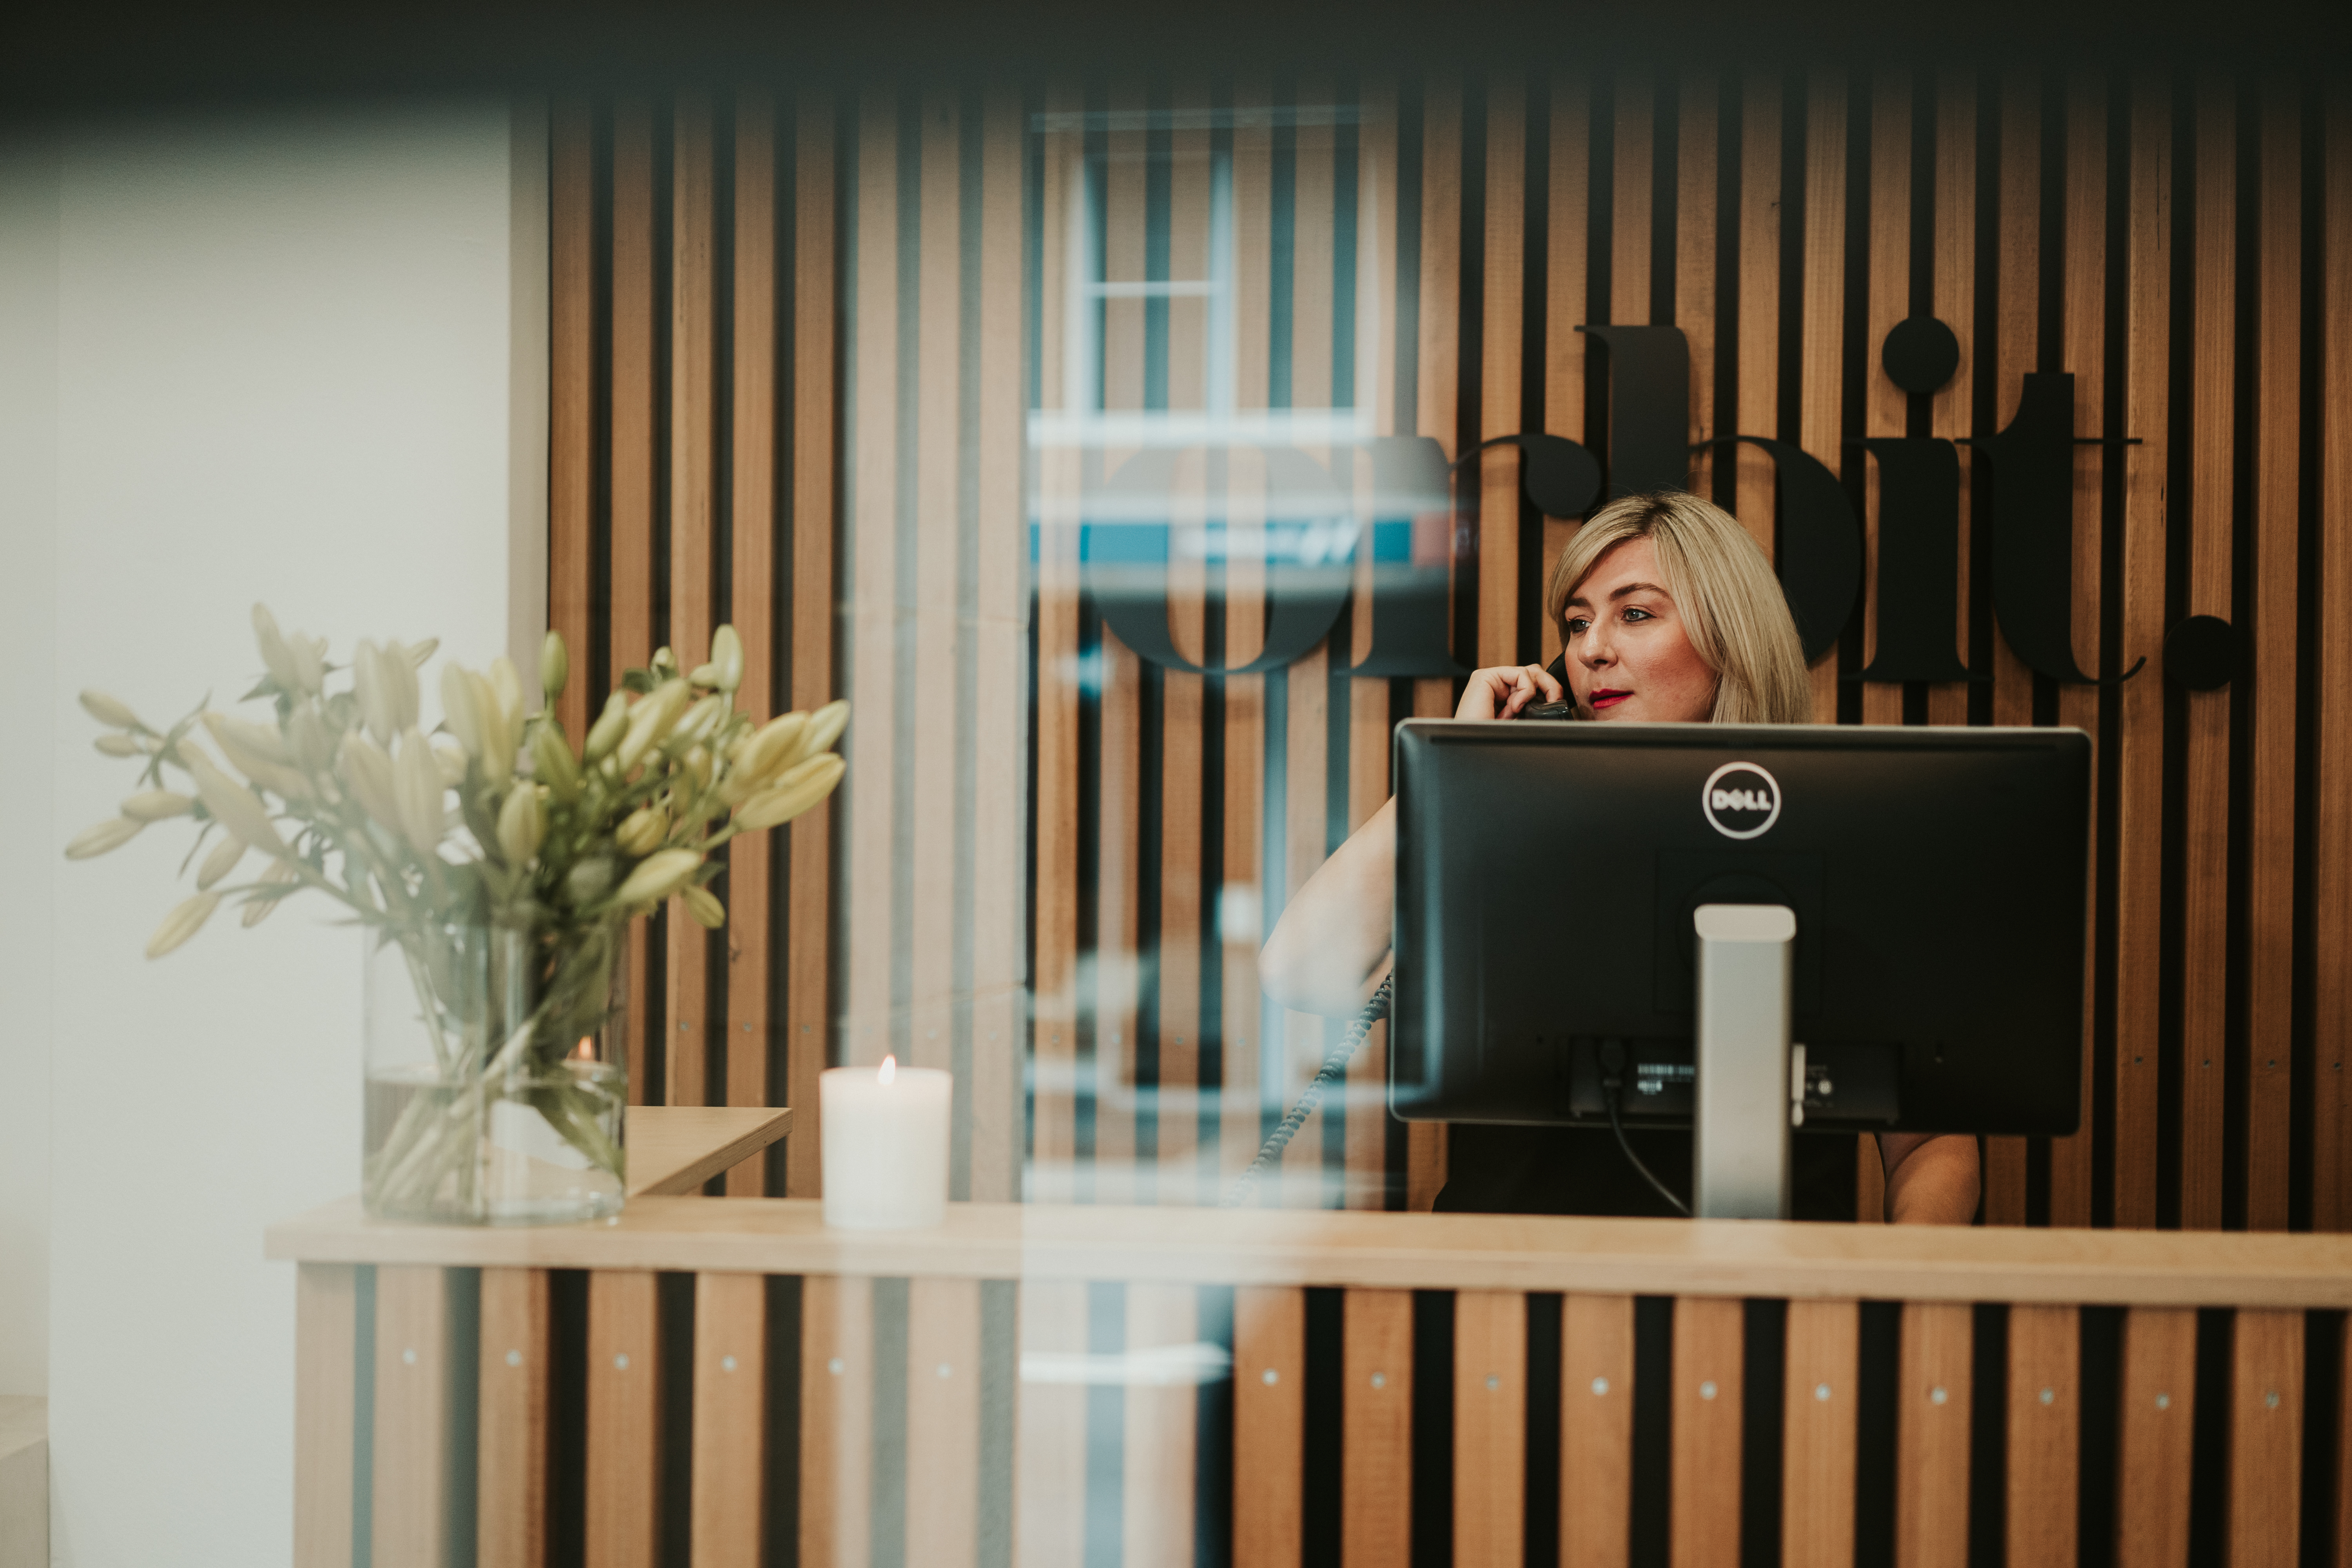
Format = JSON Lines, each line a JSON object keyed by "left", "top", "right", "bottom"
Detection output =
{"left": 1544, "top": 490, "right": 1812, "bottom": 725}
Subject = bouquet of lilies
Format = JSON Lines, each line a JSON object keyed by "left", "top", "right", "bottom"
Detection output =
{"left": 68, "top": 606, "right": 846, "bottom": 1210}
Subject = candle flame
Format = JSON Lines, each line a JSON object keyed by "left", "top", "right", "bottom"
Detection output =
{"left": 572, "top": 1036, "right": 594, "bottom": 1061}
{"left": 879, "top": 1054, "right": 897, "bottom": 1085}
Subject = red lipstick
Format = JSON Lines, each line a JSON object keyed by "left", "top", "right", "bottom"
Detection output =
{"left": 1589, "top": 688, "right": 1632, "bottom": 711}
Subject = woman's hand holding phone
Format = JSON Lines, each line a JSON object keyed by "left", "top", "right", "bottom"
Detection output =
{"left": 1455, "top": 662, "right": 1566, "bottom": 721}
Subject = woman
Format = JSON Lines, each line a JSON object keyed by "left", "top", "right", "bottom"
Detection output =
{"left": 1259, "top": 490, "right": 1980, "bottom": 1224}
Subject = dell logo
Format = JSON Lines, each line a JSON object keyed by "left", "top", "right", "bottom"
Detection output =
{"left": 1701, "top": 762, "right": 1782, "bottom": 840}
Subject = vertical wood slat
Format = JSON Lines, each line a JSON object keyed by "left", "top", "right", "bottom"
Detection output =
{"left": 2049, "top": 71, "right": 2105, "bottom": 1231}
{"left": 2113, "top": 71, "right": 2173, "bottom": 1231}
{"left": 549, "top": 98, "right": 596, "bottom": 747}
{"left": 2243, "top": 80, "right": 2301, "bottom": 1232}
{"left": 1544, "top": 72, "right": 1592, "bottom": 671}
{"left": 1563, "top": 1294, "right": 1636, "bottom": 1568}
{"left": 1979, "top": 71, "right": 2041, "bottom": 1227}
{"left": 1010, "top": 1278, "right": 1083, "bottom": 1568}
{"left": 907, "top": 86, "right": 966, "bottom": 1184}
{"left": 294, "top": 1263, "right": 359, "bottom": 1568}
{"left": 479, "top": 1268, "right": 550, "bottom": 1568}
{"left": 1234, "top": 1286, "right": 1307, "bottom": 1568}
{"left": 786, "top": 92, "right": 839, "bottom": 1198}
{"left": 611, "top": 99, "right": 659, "bottom": 1095}
{"left": 1733, "top": 69, "right": 1780, "bottom": 565}
{"left": 1781, "top": 1301, "right": 1858, "bottom": 1568}
{"left": 1612, "top": 71, "right": 1654, "bottom": 325}
{"left": 1478, "top": 75, "right": 1528, "bottom": 671}
{"left": 1343, "top": 1289, "right": 1412, "bottom": 1568}
{"left": 844, "top": 88, "right": 901, "bottom": 1093}
{"left": 585, "top": 1272, "right": 661, "bottom": 1568}
{"left": 1405, "top": 74, "right": 1463, "bottom": 1212}
{"left": 1670, "top": 1297, "right": 1742, "bottom": 1568}
{"left": 1455, "top": 1291, "right": 1528, "bottom": 1568}
{"left": 724, "top": 93, "right": 777, "bottom": 1194}
{"left": 1029, "top": 89, "right": 1082, "bottom": 1205}
{"left": 1219, "top": 78, "right": 1274, "bottom": 1199}
{"left": 1678, "top": 71, "right": 1717, "bottom": 459}
{"left": 2228, "top": 1309, "right": 2305, "bottom": 1568}
{"left": 375, "top": 1265, "right": 451, "bottom": 1568}
{"left": 2180, "top": 76, "right": 2236, "bottom": 1232}
{"left": 907, "top": 1278, "right": 983, "bottom": 1568}
{"left": 1893, "top": 1302, "right": 1971, "bottom": 1568}
{"left": 1924, "top": 71, "right": 1975, "bottom": 731}
{"left": 2115, "top": 1307, "right": 2196, "bottom": 1568}
{"left": 1859, "top": 67, "right": 1909, "bottom": 732}
{"left": 691, "top": 1274, "right": 766, "bottom": 1568}
{"left": 2320, "top": 83, "right": 2352, "bottom": 1235}
{"left": 668, "top": 93, "right": 717, "bottom": 1112}
{"left": 1800, "top": 68, "right": 1846, "bottom": 729}
{"left": 803, "top": 1274, "right": 876, "bottom": 1568}
{"left": 2005, "top": 1305, "right": 2080, "bottom": 1568}
{"left": 972, "top": 87, "right": 1028, "bottom": 1203}
{"left": 1124, "top": 1285, "right": 1198, "bottom": 1568}
{"left": 1278, "top": 80, "right": 1338, "bottom": 1207}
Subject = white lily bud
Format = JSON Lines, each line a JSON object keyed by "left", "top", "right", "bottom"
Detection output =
{"left": 670, "top": 694, "right": 725, "bottom": 752}
{"left": 95, "top": 734, "right": 143, "bottom": 758}
{"left": 711, "top": 624, "right": 744, "bottom": 693}
{"left": 584, "top": 691, "right": 630, "bottom": 763}
{"left": 183, "top": 752, "right": 292, "bottom": 859}
{"left": 287, "top": 701, "right": 338, "bottom": 775}
{"left": 80, "top": 690, "right": 142, "bottom": 731}
{"left": 392, "top": 729, "right": 447, "bottom": 858}
{"left": 612, "top": 847, "right": 702, "bottom": 907}
{"left": 252, "top": 604, "right": 303, "bottom": 692}
{"left": 541, "top": 630, "right": 570, "bottom": 702}
{"left": 196, "top": 834, "right": 246, "bottom": 890}
{"left": 336, "top": 733, "right": 402, "bottom": 831}
{"left": 731, "top": 753, "right": 844, "bottom": 831}
{"left": 147, "top": 891, "right": 223, "bottom": 958}
{"left": 405, "top": 638, "right": 440, "bottom": 668}
{"left": 724, "top": 711, "right": 809, "bottom": 799}
{"left": 495, "top": 782, "right": 548, "bottom": 864}
{"left": 121, "top": 790, "right": 194, "bottom": 822}
{"left": 201, "top": 712, "right": 311, "bottom": 800}
{"left": 615, "top": 805, "right": 669, "bottom": 857}
{"left": 432, "top": 737, "right": 468, "bottom": 788}
{"left": 489, "top": 656, "right": 524, "bottom": 740}
{"left": 788, "top": 699, "right": 851, "bottom": 767}
{"left": 291, "top": 632, "right": 327, "bottom": 695}
{"left": 65, "top": 817, "right": 144, "bottom": 860}
{"left": 617, "top": 680, "right": 690, "bottom": 773}
{"left": 241, "top": 862, "right": 300, "bottom": 928}
{"left": 532, "top": 720, "right": 581, "bottom": 796}
{"left": 682, "top": 884, "right": 727, "bottom": 929}
{"left": 440, "top": 663, "right": 485, "bottom": 756}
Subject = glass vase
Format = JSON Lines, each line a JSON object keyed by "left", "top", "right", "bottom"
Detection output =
{"left": 362, "top": 919, "right": 630, "bottom": 1225}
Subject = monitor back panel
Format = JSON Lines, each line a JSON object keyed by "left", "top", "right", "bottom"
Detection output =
{"left": 1388, "top": 722, "right": 2091, "bottom": 1136}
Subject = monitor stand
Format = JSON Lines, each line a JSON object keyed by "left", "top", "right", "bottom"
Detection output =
{"left": 1692, "top": 903, "right": 1800, "bottom": 1219}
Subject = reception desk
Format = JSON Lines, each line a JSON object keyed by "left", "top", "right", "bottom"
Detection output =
{"left": 267, "top": 1199, "right": 2352, "bottom": 1568}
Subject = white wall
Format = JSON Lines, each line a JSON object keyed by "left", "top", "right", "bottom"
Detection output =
{"left": 0, "top": 98, "right": 546, "bottom": 1566}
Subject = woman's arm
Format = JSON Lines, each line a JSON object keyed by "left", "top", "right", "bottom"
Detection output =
{"left": 1259, "top": 662, "right": 1565, "bottom": 1018}
{"left": 1877, "top": 1132, "right": 1980, "bottom": 1224}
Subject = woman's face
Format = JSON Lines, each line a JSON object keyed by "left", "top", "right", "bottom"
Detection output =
{"left": 1562, "top": 537, "right": 1719, "bottom": 722}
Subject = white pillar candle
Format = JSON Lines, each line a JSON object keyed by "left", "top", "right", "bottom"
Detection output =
{"left": 819, "top": 1056, "right": 952, "bottom": 1229}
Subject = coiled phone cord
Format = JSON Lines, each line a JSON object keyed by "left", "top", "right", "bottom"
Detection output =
{"left": 1224, "top": 975, "right": 1394, "bottom": 1207}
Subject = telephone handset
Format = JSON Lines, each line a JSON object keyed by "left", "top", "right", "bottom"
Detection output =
{"left": 1520, "top": 653, "right": 1579, "bottom": 721}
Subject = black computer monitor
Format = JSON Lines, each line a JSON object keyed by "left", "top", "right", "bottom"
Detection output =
{"left": 1388, "top": 720, "right": 2091, "bottom": 1137}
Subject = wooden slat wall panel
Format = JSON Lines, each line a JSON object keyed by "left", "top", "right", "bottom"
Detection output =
{"left": 1123, "top": 1284, "right": 1198, "bottom": 1568}
{"left": 374, "top": 1265, "right": 451, "bottom": 1568}
{"left": 294, "top": 1263, "right": 358, "bottom": 1568}
{"left": 2004, "top": 1304, "right": 2078, "bottom": 1568}
{"left": 1893, "top": 1301, "right": 1970, "bottom": 1568}
{"left": 2115, "top": 1307, "right": 2196, "bottom": 1568}
{"left": 544, "top": 71, "right": 2352, "bottom": 1232}
{"left": 906, "top": 1277, "right": 982, "bottom": 1568}
{"left": 1562, "top": 1294, "right": 1635, "bottom": 1568}
{"left": 726, "top": 93, "right": 777, "bottom": 1195}
{"left": 2113, "top": 72, "right": 2171, "bottom": 1231}
{"left": 1234, "top": 1285, "right": 1307, "bottom": 1567}
{"left": 690, "top": 1273, "right": 766, "bottom": 1567}
{"left": 1670, "top": 1297, "right": 1742, "bottom": 1568}
{"left": 585, "top": 1271, "right": 661, "bottom": 1568}
{"left": 2244, "top": 82, "right": 2301, "bottom": 1233}
{"left": 2181, "top": 77, "right": 2235, "bottom": 1233}
{"left": 1455, "top": 1290, "right": 1528, "bottom": 1568}
{"left": 1343, "top": 1288, "right": 1412, "bottom": 1568}
{"left": 803, "top": 1274, "right": 876, "bottom": 1568}
{"left": 2322, "top": 83, "right": 2352, "bottom": 1236}
{"left": 479, "top": 1268, "right": 550, "bottom": 1568}
{"left": 1781, "top": 1300, "right": 1857, "bottom": 1568}
{"left": 2228, "top": 1309, "right": 2305, "bottom": 1568}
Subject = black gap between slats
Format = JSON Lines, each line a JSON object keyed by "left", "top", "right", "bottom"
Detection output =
{"left": 703, "top": 96, "right": 739, "bottom": 1127}
{"left": 1630, "top": 1296, "right": 1673, "bottom": 1568}
{"left": 1196, "top": 1285, "right": 1236, "bottom": 1568}
{"left": 2299, "top": 1310, "right": 2345, "bottom": 1568}
{"left": 658, "top": 1272, "right": 698, "bottom": 1568}
{"left": 2221, "top": 77, "right": 2258, "bottom": 1236}
{"left": 2185, "top": 1307, "right": 2234, "bottom": 1568}
{"left": 1304, "top": 1288, "right": 1346, "bottom": 1568}
{"left": 1741, "top": 1299, "right": 1787, "bottom": 1568}
{"left": 764, "top": 1275, "right": 804, "bottom": 1568}
{"left": 1968, "top": 1303, "right": 2007, "bottom": 1568}
{"left": 2092, "top": 66, "right": 2133, "bottom": 1234}
{"left": 547, "top": 1270, "right": 590, "bottom": 1568}
{"left": 1524, "top": 1293, "right": 1564, "bottom": 1568}
{"left": 2078, "top": 1305, "right": 2126, "bottom": 1568}
{"left": 1411, "top": 1289, "right": 1455, "bottom": 1568}
{"left": 445, "top": 1270, "right": 483, "bottom": 1568}
{"left": 1853, "top": 1300, "right": 1900, "bottom": 1568}
{"left": 2154, "top": 68, "right": 2196, "bottom": 1234}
